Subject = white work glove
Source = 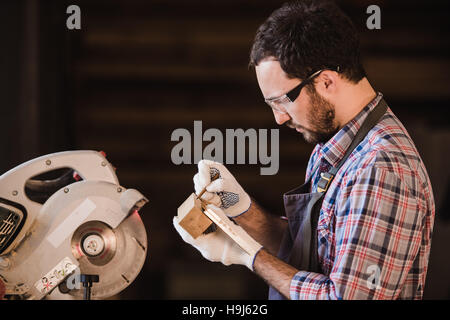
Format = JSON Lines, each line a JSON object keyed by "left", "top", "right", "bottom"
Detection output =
{"left": 193, "top": 159, "right": 251, "bottom": 217}
{"left": 173, "top": 204, "right": 262, "bottom": 270}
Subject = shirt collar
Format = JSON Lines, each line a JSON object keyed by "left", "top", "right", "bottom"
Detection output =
{"left": 318, "top": 92, "right": 384, "bottom": 168}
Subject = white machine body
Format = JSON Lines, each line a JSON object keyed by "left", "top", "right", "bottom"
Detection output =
{"left": 0, "top": 151, "right": 148, "bottom": 299}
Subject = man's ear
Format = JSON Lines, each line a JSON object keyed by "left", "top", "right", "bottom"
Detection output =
{"left": 316, "top": 70, "right": 338, "bottom": 97}
{"left": 321, "top": 71, "right": 337, "bottom": 89}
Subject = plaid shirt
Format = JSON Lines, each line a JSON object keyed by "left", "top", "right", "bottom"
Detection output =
{"left": 290, "top": 93, "right": 435, "bottom": 299}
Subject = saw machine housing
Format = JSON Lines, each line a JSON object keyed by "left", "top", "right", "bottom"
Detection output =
{"left": 0, "top": 150, "right": 148, "bottom": 300}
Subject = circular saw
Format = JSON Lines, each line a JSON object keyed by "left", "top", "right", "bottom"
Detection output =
{"left": 0, "top": 150, "right": 149, "bottom": 300}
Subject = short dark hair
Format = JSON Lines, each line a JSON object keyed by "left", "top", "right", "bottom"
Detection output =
{"left": 249, "top": 0, "right": 366, "bottom": 83}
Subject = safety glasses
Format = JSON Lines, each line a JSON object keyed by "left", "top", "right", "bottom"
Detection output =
{"left": 264, "top": 69, "right": 325, "bottom": 114}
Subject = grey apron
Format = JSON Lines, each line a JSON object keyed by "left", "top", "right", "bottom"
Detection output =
{"left": 268, "top": 99, "right": 388, "bottom": 300}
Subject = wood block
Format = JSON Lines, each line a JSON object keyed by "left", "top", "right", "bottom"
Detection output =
{"left": 177, "top": 193, "right": 213, "bottom": 239}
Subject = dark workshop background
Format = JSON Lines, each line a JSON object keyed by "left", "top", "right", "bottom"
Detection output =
{"left": 1, "top": 0, "right": 449, "bottom": 299}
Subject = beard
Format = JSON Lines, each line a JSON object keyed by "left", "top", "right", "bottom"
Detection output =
{"left": 287, "top": 86, "right": 339, "bottom": 144}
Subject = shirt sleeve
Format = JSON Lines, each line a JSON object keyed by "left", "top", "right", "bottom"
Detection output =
{"left": 290, "top": 165, "right": 424, "bottom": 299}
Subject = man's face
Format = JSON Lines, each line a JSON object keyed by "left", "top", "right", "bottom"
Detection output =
{"left": 255, "top": 59, "right": 339, "bottom": 144}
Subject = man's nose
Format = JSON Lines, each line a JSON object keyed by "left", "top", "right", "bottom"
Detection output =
{"left": 273, "top": 110, "right": 290, "bottom": 125}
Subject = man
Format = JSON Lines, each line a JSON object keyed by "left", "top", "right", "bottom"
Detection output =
{"left": 173, "top": 0, "right": 435, "bottom": 299}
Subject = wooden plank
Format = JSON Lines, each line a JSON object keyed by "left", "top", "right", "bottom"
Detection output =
{"left": 203, "top": 207, "right": 259, "bottom": 255}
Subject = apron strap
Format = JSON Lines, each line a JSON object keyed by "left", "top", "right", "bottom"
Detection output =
{"left": 317, "top": 98, "right": 388, "bottom": 193}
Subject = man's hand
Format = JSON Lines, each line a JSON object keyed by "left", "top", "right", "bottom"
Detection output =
{"left": 173, "top": 204, "right": 262, "bottom": 270}
{"left": 193, "top": 160, "right": 251, "bottom": 217}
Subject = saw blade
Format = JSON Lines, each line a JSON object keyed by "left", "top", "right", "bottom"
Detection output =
{"left": 68, "top": 211, "right": 147, "bottom": 299}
